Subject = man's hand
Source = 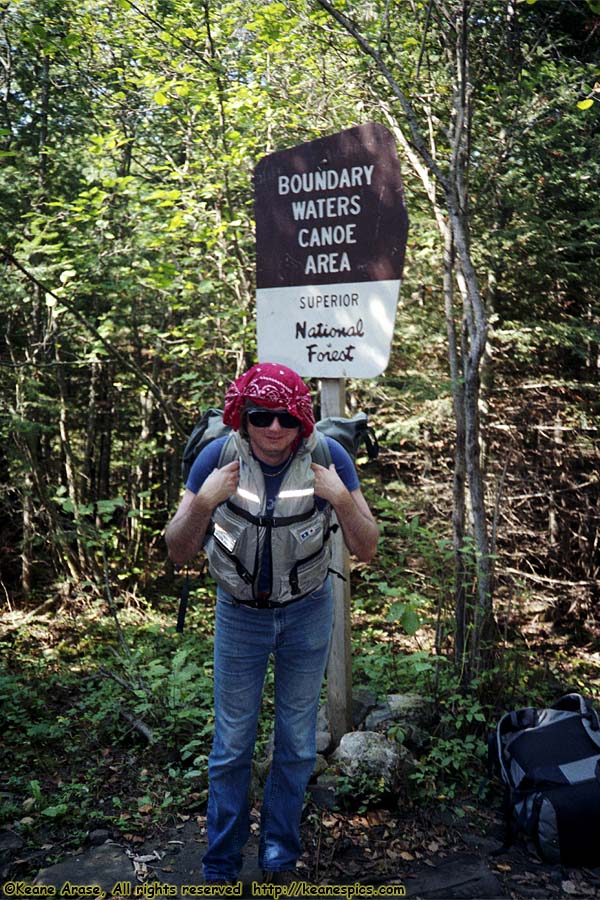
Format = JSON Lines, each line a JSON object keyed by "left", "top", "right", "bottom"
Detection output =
{"left": 165, "top": 460, "right": 240, "bottom": 566}
{"left": 200, "top": 459, "right": 240, "bottom": 508}
{"left": 311, "top": 462, "right": 378, "bottom": 563}
{"left": 311, "top": 462, "right": 347, "bottom": 504}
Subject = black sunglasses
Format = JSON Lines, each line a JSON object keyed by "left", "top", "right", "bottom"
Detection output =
{"left": 246, "top": 409, "right": 301, "bottom": 429}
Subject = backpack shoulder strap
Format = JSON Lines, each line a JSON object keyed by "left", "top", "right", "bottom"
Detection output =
{"left": 311, "top": 431, "right": 333, "bottom": 468}
{"left": 217, "top": 433, "right": 238, "bottom": 468}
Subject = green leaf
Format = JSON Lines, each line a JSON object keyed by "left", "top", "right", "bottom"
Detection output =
{"left": 401, "top": 608, "right": 421, "bottom": 636}
{"left": 42, "top": 803, "right": 68, "bottom": 818}
{"left": 29, "top": 780, "right": 43, "bottom": 803}
{"left": 59, "top": 269, "right": 77, "bottom": 284}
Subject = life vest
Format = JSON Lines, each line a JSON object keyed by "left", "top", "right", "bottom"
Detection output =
{"left": 204, "top": 431, "right": 333, "bottom": 605}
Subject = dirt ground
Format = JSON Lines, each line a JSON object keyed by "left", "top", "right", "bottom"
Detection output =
{"left": 4, "top": 796, "right": 600, "bottom": 900}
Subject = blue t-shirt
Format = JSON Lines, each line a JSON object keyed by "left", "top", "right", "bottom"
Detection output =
{"left": 186, "top": 435, "right": 359, "bottom": 499}
{"left": 186, "top": 435, "right": 360, "bottom": 593}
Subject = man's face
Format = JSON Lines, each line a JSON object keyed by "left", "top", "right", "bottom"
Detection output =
{"left": 245, "top": 407, "right": 301, "bottom": 464}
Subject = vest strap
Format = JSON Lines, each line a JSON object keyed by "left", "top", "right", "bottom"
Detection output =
{"left": 232, "top": 588, "right": 321, "bottom": 610}
{"left": 226, "top": 499, "right": 317, "bottom": 528}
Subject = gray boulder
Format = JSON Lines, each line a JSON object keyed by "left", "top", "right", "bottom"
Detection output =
{"left": 330, "top": 730, "right": 414, "bottom": 795}
{"left": 315, "top": 688, "right": 378, "bottom": 749}
{"left": 365, "top": 692, "right": 435, "bottom": 749}
{"left": 316, "top": 729, "right": 331, "bottom": 754}
{"left": 306, "top": 774, "right": 339, "bottom": 810}
{"left": 34, "top": 843, "right": 134, "bottom": 892}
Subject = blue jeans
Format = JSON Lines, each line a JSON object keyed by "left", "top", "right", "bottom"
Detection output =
{"left": 202, "top": 579, "right": 334, "bottom": 880}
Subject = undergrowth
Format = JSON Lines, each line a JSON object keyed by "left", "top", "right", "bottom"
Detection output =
{"left": 1, "top": 473, "right": 596, "bottom": 861}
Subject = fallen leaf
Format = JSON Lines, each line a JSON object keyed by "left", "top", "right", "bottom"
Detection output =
{"left": 141, "top": 851, "right": 162, "bottom": 863}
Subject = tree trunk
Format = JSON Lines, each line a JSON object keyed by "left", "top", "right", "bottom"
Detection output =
{"left": 55, "top": 342, "right": 87, "bottom": 575}
{"left": 444, "top": 228, "right": 468, "bottom": 668}
{"left": 22, "top": 474, "right": 34, "bottom": 597}
{"left": 315, "top": 0, "right": 494, "bottom": 678}
{"left": 88, "top": 363, "right": 115, "bottom": 509}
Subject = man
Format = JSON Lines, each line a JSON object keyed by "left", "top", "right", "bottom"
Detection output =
{"left": 166, "top": 362, "right": 378, "bottom": 885}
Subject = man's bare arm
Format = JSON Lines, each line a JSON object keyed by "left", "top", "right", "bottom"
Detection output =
{"left": 165, "top": 460, "right": 240, "bottom": 566}
{"left": 311, "top": 463, "right": 379, "bottom": 562}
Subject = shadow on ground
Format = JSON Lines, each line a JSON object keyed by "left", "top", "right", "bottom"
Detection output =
{"left": 3, "top": 806, "right": 600, "bottom": 900}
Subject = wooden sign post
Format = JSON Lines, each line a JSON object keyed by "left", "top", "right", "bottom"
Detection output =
{"left": 253, "top": 123, "right": 408, "bottom": 744}
{"left": 320, "top": 377, "right": 353, "bottom": 742}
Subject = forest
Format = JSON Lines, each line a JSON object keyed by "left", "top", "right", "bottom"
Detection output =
{"left": 1, "top": 0, "right": 599, "bottom": 893}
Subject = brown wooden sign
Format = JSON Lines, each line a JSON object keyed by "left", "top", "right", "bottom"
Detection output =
{"left": 254, "top": 123, "right": 409, "bottom": 377}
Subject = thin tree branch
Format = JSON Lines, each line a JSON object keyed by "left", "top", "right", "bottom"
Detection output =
{"left": 315, "top": 0, "right": 449, "bottom": 192}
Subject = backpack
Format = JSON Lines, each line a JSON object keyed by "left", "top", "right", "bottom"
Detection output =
{"left": 181, "top": 408, "right": 378, "bottom": 484}
{"left": 176, "top": 407, "right": 379, "bottom": 631}
{"left": 490, "top": 692, "right": 600, "bottom": 866}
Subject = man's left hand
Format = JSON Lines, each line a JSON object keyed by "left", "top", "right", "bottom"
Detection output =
{"left": 311, "top": 462, "right": 347, "bottom": 504}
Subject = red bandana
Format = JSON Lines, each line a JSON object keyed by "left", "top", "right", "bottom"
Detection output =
{"left": 223, "top": 363, "right": 315, "bottom": 437}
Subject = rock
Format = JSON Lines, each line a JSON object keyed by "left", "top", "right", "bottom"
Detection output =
{"left": 315, "top": 729, "right": 331, "bottom": 754}
{"left": 34, "top": 843, "right": 134, "bottom": 892}
{"left": 364, "top": 692, "right": 435, "bottom": 749}
{"left": 315, "top": 705, "right": 332, "bottom": 753}
{"left": 330, "top": 730, "right": 413, "bottom": 795}
{"left": 387, "top": 692, "right": 435, "bottom": 723}
{"left": 316, "top": 703, "right": 329, "bottom": 733}
{"left": 0, "top": 830, "right": 24, "bottom": 866}
{"left": 364, "top": 706, "right": 395, "bottom": 731}
{"left": 352, "top": 688, "right": 378, "bottom": 727}
{"left": 306, "top": 774, "right": 339, "bottom": 810}
{"left": 404, "top": 853, "right": 505, "bottom": 899}
{"left": 87, "top": 828, "right": 111, "bottom": 846}
{"left": 312, "top": 754, "right": 329, "bottom": 780}
{"left": 316, "top": 688, "right": 378, "bottom": 739}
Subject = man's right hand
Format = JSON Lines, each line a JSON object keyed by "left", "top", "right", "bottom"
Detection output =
{"left": 165, "top": 460, "right": 240, "bottom": 566}
{"left": 199, "top": 459, "right": 240, "bottom": 509}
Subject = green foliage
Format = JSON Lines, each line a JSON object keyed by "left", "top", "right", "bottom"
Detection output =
{"left": 350, "top": 478, "right": 505, "bottom": 806}
{"left": 409, "top": 687, "right": 488, "bottom": 803}
{"left": 335, "top": 768, "right": 389, "bottom": 814}
{"left": 0, "top": 596, "right": 217, "bottom": 837}
{"left": 113, "top": 641, "right": 215, "bottom": 752}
